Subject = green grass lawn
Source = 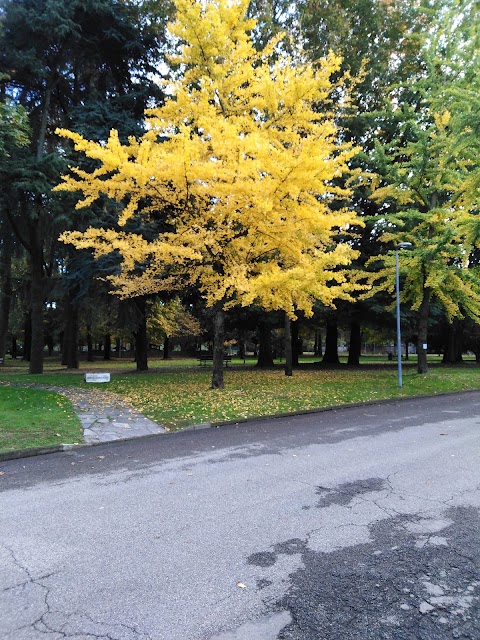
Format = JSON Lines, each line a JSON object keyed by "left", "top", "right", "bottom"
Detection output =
{"left": 1, "top": 361, "right": 480, "bottom": 441}
{"left": 0, "top": 385, "right": 83, "bottom": 453}
{"left": 104, "top": 366, "right": 480, "bottom": 428}
{"left": 2, "top": 353, "right": 473, "bottom": 374}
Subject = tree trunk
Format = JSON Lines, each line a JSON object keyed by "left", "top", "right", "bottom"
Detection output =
{"left": 163, "top": 335, "right": 171, "bottom": 360}
{"left": 237, "top": 331, "right": 246, "bottom": 361}
{"left": 291, "top": 319, "right": 300, "bottom": 367}
{"left": 134, "top": 299, "right": 148, "bottom": 371}
{"left": 404, "top": 340, "right": 409, "bottom": 361}
{"left": 416, "top": 288, "right": 430, "bottom": 374}
{"left": 87, "top": 325, "right": 94, "bottom": 362}
{"left": 347, "top": 319, "right": 361, "bottom": 366}
{"left": 60, "top": 331, "right": 66, "bottom": 365}
{"left": 284, "top": 313, "right": 293, "bottom": 376}
{"left": 45, "top": 334, "right": 54, "bottom": 357}
{"left": 211, "top": 304, "right": 225, "bottom": 389}
{"left": 442, "top": 319, "right": 463, "bottom": 364}
{"left": 103, "top": 333, "right": 111, "bottom": 360}
{"left": 36, "top": 87, "right": 51, "bottom": 161}
{"left": 314, "top": 329, "right": 322, "bottom": 357}
{"left": 322, "top": 313, "right": 340, "bottom": 364}
{"left": 29, "top": 252, "right": 45, "bottom": 373}
{"left": 11, "top": 336, "right": 17, "bottom": 359}
{"left": 0, "top": 240, "right": 13, "bottom": 362}
{"left": 63, "top": 291, "right": 79, "bottom": 369}
{"left": 23, "top": 313, "right": 32, "bottom": 362}
{"left": 256, "top": 321, "right": 274, "bottom": 367}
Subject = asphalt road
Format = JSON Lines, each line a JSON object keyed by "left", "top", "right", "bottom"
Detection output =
{"left": 1, "top": 392, "right": 480, "bottom": 640}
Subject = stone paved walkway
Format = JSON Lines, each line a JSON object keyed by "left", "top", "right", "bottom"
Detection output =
{"left": 2, "top": 382, "right": 166, "bottom": 445}
{"left": 59, "top": 387, "right": 167, "bottom": 444}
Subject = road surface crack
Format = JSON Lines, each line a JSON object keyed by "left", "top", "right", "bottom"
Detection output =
{"left": 2, "top": 544, "right": 55, "bottom": 635}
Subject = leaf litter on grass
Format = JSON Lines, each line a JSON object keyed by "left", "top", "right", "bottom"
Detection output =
{"left": 106, "top": 367, "right": 480, "bottom": 429}
{"left": 2, "top": 365, "right": 480, "bottom": 439}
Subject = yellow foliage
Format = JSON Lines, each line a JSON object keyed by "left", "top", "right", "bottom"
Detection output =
{"left": 433, "top": 110, "right": 451, "bottom": 130}
{"left": 56, "top": 0, "right": 363, "bottom": 317}
{"left": 147, "top": 298, "right": 202, "bottom": 340}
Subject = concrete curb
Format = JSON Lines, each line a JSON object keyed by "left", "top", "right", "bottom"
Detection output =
{"left": 2, "top": 387, "right": 479, "bottom": 463}
{"left": 0, "top": 433, "right": 167, "bottom": 462}
{"left": 0, "top": 444, "right": 66, "bottom": 462}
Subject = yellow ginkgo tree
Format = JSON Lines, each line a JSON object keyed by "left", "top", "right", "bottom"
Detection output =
{"left": 55, "top": 0, "right": 362, "bottom": 388}
{"left": 366, "top": 106, "right": 480, "bottom": 374}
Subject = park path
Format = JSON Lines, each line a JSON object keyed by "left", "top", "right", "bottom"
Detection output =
{"left": 1, "top": 382, "right": 166, "bottom": 444}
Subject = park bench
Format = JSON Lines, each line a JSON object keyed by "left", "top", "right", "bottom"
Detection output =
{"left": 197, "top": 354, "right": 232, "bottom": 366}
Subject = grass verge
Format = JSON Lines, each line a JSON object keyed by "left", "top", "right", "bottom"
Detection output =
{"left": 106, "top": 366, "right": 480, "bottom": 429}
{"left": 0, "top": 386, "right": 83, "bottom": 453}
{"left": 1, "top": 364, "right": 479, "bottom": 438}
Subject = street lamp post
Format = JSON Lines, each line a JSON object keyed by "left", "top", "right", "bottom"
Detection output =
{"left": 395, "top": 242, "right": 412, "bottom": 387}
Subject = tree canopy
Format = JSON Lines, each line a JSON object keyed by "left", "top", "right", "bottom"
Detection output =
{"left": 57, "top": 0, "right": 363, "bottom": 320}
{"left": 0, "top": 0, "right": 167, "bottom": 372}
{"left": 362, "top": 0, "right": 480, "bottom": 373}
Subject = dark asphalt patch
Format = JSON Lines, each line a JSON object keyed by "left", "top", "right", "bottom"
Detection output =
{"left": 248, "top": 552, "right": 277, "bottom": 567}
{"left": 315, "top": 478, "right": 388, "bottom": 508}
{"left": 274, "top": 506, "right": 480, "bottom": 639}
{"left": 248, "top": 540, "right": 307, "bottom": 569}
{"left": 274, "top": 539, "right": 307, "bottom": 555}
{"left": 257, "top": 578, "right": 274, "bottom": 590}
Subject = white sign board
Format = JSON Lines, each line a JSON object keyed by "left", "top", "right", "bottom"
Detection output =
{"left": 422, "top": 343, "right": 428, "bottom": 350}
{"left": 84, "top": 373, "right": 111, "bottom": 383}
